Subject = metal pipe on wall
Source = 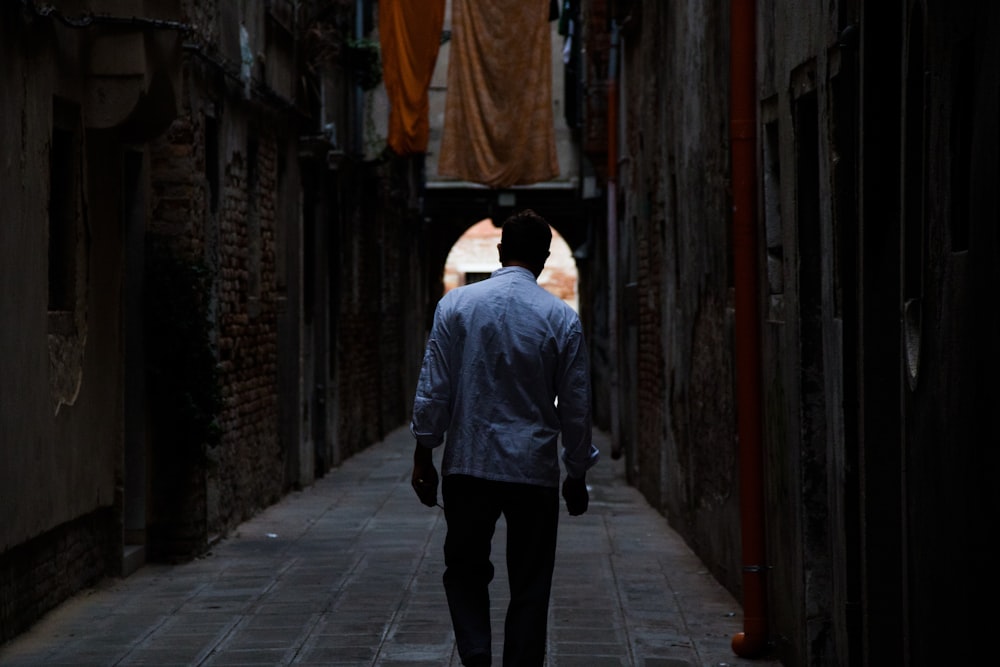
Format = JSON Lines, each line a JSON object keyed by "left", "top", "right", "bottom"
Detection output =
{"left": 729, "top": 0, "right": 769, "bottom": 657}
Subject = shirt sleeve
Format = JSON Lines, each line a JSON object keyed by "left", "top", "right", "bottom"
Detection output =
{"left": 557, "top": 321, "right": 599, "bottom": 479}
{"left": 410, "top": 301, "right": 453, "bottom": 447}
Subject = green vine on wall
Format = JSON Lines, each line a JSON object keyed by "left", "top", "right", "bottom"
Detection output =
{"left": 145, "top": 238, "right": 222, "bottom": 459}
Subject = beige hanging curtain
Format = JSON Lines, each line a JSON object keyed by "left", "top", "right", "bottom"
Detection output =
{"left": 379, "top": 0, "right": 446, "bottom": 155}
{"left": 438, "top": 0, "right": 559, "bottom": 187}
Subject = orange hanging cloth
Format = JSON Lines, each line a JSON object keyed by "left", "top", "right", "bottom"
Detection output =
{"left": 379, "top": 0, "right": 446, "bottom": 155}
{"left": 438, "top": 0, "right": 559, "bottom": 187}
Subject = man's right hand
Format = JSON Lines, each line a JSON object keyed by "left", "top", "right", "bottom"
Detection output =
{"left": 562, "top": 475, "right": 589, "bottom": 516}
{"left": 412, "top": 444, "right": 439, "bottom": 508}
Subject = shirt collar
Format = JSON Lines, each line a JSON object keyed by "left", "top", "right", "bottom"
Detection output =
{"left": 491, "top": 266, "right": 536, "bottom": 280}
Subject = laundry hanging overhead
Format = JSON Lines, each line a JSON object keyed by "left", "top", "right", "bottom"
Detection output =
{"left": 379, "top": 0, "right": 446, "bottom": 155}
{"left": 438, "top": 0, "right": 559, "bottom": 188}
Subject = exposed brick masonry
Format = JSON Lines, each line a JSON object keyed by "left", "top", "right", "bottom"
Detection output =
{"left": 216, "top": 131, "right": 283, "bottom": 527}
{"left": 0, "top": 510, "right": 116, "bottom": 643}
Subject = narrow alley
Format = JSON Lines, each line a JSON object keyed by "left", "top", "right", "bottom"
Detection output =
{"left": 4, "top": 2, "right": 999, "bottom": 665}
{"left": 0, "top": 429, "right": 779, "bottom": 667}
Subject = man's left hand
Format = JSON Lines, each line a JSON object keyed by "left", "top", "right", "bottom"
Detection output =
{"left": 562, "top": 475, "right": 589, "bottom": 516}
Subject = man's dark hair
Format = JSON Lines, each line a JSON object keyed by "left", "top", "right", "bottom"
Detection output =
{"left": 500, "top": 209, "right": 552, "bottom": 266}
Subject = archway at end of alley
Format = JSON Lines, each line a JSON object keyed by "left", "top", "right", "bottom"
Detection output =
{"left": 444, "top": 218, "right": 579, "bottom": 311}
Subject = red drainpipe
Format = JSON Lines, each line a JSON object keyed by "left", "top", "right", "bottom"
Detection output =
{"left": 729, "top": 0, "right": 769, "bottom": 657}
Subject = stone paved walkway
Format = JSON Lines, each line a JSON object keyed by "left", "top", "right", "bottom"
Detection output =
{"left": 0, "top": 428, "right": 781, "bottom": 666}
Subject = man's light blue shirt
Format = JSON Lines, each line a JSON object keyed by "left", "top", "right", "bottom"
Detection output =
{"left": 411, "top": 266, "right": 599, "bottom": 488}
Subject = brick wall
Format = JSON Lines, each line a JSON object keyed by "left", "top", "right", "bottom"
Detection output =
{"left": 147, "top": 90, "right": 213, "bottom": 558}
{"left": 375, "top": 178, "right": 407, "bottom": 436}
{"left": 616, "top": 2, "right": 741, "bottom": 591}
{"left": 148, "top": 66, "right": 288, "bottom": 545}
{"left": 635, "top": 209, "right": 665, "bottom": 505}
{"left": 333, "top": 166, "right": 385, "bottom": 458}
{"left": 330, "top": 157, "right": 428, "bottom": 460}
{"left": 0, "top": 509, "right": 116, "bottom": 644}
{"left": 214, "top": 128, "right": 284, "bottom": 526}
{"left": 150, "top": 113, "right": 205, "bottom": 253}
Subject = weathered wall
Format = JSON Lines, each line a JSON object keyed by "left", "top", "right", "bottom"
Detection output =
{"left": 1, "top": 0, "right": 443, "bottom": 645}
{"left": 145, "top": 0, "right": 309, "bottom": 545}
{"left": 753, "top": 2, "right": 1000, "bottom": 664}
{"left": 1, "top": 15, "right": 60, "bottom": 555}
{"left": 0, "top": 11, "right": 122, "bottom": 557}
{"left": 332, "top": 156, "right": 427, "bottom": 461}
{"left": 0, "top": 8, "right": 159, "bottom": 641}
{"left": 215, "top": 123, "right": 285, "bottom": 525}
{"left": 615, "top": 0, "right": 742, "bottom": 593}
{"left": 332, "top": 167, "right": 386, "bottom": 459}
{"left": 891, "top": 3, "right": 999, "bottom": 664}
{"left": 603, "top": 0, "right": 1000, "bottom": 664}
{"left": 756, "top": 3, "right": 844, "bottom": 664}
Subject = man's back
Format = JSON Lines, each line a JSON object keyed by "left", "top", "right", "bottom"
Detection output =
{"left": 411, "top": 266, "right": 592, "bottom": 487}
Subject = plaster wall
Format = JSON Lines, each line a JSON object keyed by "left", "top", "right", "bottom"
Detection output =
{"left": 0, "top": 22, "right": 122, "bottom": 555}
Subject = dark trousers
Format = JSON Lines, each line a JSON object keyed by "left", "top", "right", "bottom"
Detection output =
{"left": 441, "top": 474, "right": 559, "bottom": 667}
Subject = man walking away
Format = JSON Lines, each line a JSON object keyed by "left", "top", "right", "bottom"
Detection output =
{"left": 410, "top": 209, "right": 599, "bottom": 667}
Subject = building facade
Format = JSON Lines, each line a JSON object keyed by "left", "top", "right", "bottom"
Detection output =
{"left": 0, "top": 0, "right": 428, "bottom": 642}
{"left": 583, "top": 1, "right": 1000, "bottom": 665}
